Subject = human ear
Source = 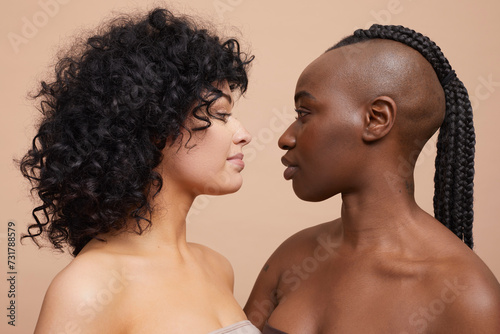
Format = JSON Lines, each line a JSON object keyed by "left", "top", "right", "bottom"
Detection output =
{"left": 362, "top": 96, "right": 396, "bottom": 142}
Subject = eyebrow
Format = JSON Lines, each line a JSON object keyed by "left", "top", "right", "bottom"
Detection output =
{"left": 294, "top": 90, "right": 317, "bottom": 103}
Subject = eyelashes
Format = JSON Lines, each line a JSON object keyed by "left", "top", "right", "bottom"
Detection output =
{"left": 214, "top": 112, "right": 232, "bottom": 122}
{"left": 294, "top": 109, "right": 309, "bottom": 120}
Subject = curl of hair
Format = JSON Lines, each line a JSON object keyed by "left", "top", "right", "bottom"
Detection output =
{"left": 330, "top": 25, "right": 475, "bottom": 248}
{"left": 19, "top": 8, "right": 254, "bottom": 256}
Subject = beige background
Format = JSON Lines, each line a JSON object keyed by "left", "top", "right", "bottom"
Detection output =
{"left": 1, "top": 0, "right": 499, "bottom": 333}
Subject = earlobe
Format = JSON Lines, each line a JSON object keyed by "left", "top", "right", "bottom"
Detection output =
{"left": 362, "top": 96, "right": 396, "bottom": 142}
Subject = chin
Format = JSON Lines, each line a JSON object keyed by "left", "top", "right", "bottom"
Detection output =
{"left": 211, "top": 185, "right": 242, "bottom": 196}
{"left": 293, "top": 182, "right": 333, "bottom": 202}
{"left": 203, "top": 177, "right": 243, "bottom": 196}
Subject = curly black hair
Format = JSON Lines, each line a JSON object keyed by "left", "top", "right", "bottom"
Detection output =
{"left": 329, "top": 25, "right": 475, "bottom": 249}
{"left": 19, "top": 8, "right": 254, "bottom": 256}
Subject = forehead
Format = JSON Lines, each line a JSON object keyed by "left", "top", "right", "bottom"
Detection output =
{"left": 216, "top": 80, "right": 231, "bottom": 94}
{"left": 296, "top": 49, "right": 354, "bottom": 98}
{"left": 296, "top": 39, "right": 422, "bottom": 101}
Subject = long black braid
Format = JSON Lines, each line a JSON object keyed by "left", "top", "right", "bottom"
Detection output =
{"left": 329, "top": 25, "right": 475, "bottom": 249}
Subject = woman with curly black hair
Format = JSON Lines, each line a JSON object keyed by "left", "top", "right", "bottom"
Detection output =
{"left": 20, "top": 8, "right": 260, "bottom": 334}
{"left": 244, "top": 25, "right": 500, "bottom": 333}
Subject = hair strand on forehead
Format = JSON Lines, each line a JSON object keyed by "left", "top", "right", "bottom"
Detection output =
{"left": 19, "top": 7, "right": 254, "bottom": 256}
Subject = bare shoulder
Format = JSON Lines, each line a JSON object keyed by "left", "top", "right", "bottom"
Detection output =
{"left": 246, "top": 218, "right": 341, "bottom": 285}
{"left": 190, "top": 243, "right": 234, "bottom": 288}
{"left": 265, "top": 219, "right": 341, "bottom": 271}
{"left": 34, "top": 252, "right": 130, "bottom": 334}
{"left": 244, "top": 220, "right": 340, "bottom": 328}
{"left": 426, "top": 245, "right": 500, "bottom": 333}
{"left": 448, "top": 255, "right": 500, "bottom": 330}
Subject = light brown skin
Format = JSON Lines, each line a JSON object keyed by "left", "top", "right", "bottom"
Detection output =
{"left": 34, "top": 82, "right": 254, "bottom": 334}
{"left": 244, "top": 40, "right": 500, "bottom": 334}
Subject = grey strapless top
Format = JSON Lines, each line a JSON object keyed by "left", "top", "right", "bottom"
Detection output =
{"left": 208, "top": 320, "right": 261, "bottom": 334}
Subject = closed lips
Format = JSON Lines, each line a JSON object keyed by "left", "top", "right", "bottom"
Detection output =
{"left": 227, "top": 153, "right": 245, "bottom": 169}
{"left": 281, "top": 156, "right": 298, "bottom": 180}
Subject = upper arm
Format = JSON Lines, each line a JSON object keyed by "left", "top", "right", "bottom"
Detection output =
{"left": 432, "top": 271, "right": 500, "bottom": 333}
{"left": 34, "top": 262, "right": 127, "bottom": 334}
{"left": 244, "top": 223, "right": 331, "bottom": 330}
{"left": 454, "top": 276, "right": 500, "bottom": 332}
{"left": 35, "top": 273, "right": 92, "bottom": 334}
{"left": 244, "top": 259, "right": 282, "bottom": 330}
{"left": 35, "top": 277, "right": 85, "bottom": 334}
{"left": 243, "top": 231, "right": 309, "bottom": 330}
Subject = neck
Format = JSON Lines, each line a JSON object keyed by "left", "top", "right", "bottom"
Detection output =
{"left": 339, "top": 170, "right": 425, "bottom": 252}
{"left": 146, "top": 184, "right": 195, "bottom": 250}
{"left": 90, "top": 181, "right": 197, "bottom": 257}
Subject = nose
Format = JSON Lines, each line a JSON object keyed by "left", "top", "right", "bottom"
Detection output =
{"left": 278, "top": 123, "right": 296, "bottom": 150}
{"left": 233, "top": 119, "right": 252, "bottom": 146}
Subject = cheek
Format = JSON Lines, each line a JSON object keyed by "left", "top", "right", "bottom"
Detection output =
{"left": 181, "top": 140, "right": 228, "bottom": 180}
{"left": 168, "top": 126, "right": 242, "bottom": 194}
{"left": 302, "top": 120, "right": 356, "bottom": 165}
{"left": 294, "top": 120, "right": 361, "bottom": 201}
{"left": 190, "top": 123, "right": 231, "bottom": 161}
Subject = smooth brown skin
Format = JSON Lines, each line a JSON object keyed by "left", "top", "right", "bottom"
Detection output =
{"left": 244, "top": 40, "right": 500, "bottom": 334}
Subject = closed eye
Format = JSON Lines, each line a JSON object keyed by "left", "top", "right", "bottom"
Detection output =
{"left": 295, "top": 109, "right": 309, "bottom": 120}
{"left": 215, "top": 112, "right": 232, "bottom": 122}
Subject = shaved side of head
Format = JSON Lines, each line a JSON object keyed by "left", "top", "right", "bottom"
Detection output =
{"left": 326, "top": 39, "right": 446, "bottom": 153}
{"left": 322, "top": 24, "right": 475, "bottom": 248}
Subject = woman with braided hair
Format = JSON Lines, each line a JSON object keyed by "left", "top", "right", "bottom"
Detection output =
{"left": 21, "top": 7, "right": 261, "bottom": 334}
{"left": 245, "top": 25, "right": 500, "bottom": 333}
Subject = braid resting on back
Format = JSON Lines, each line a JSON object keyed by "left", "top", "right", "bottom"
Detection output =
{"left": 329, "top": 24, "right": 475, "bottom": 249}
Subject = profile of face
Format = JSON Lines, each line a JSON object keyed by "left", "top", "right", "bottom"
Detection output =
{"left": 278, "top": 50, "right": 368, "bottom": 202}
{"left": 161, "top": 81, "right": 252, "bottom": 197}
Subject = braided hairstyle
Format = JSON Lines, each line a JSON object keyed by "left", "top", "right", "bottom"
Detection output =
{"left": 329, "top": 25, "right": 475, "bottom": 249}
